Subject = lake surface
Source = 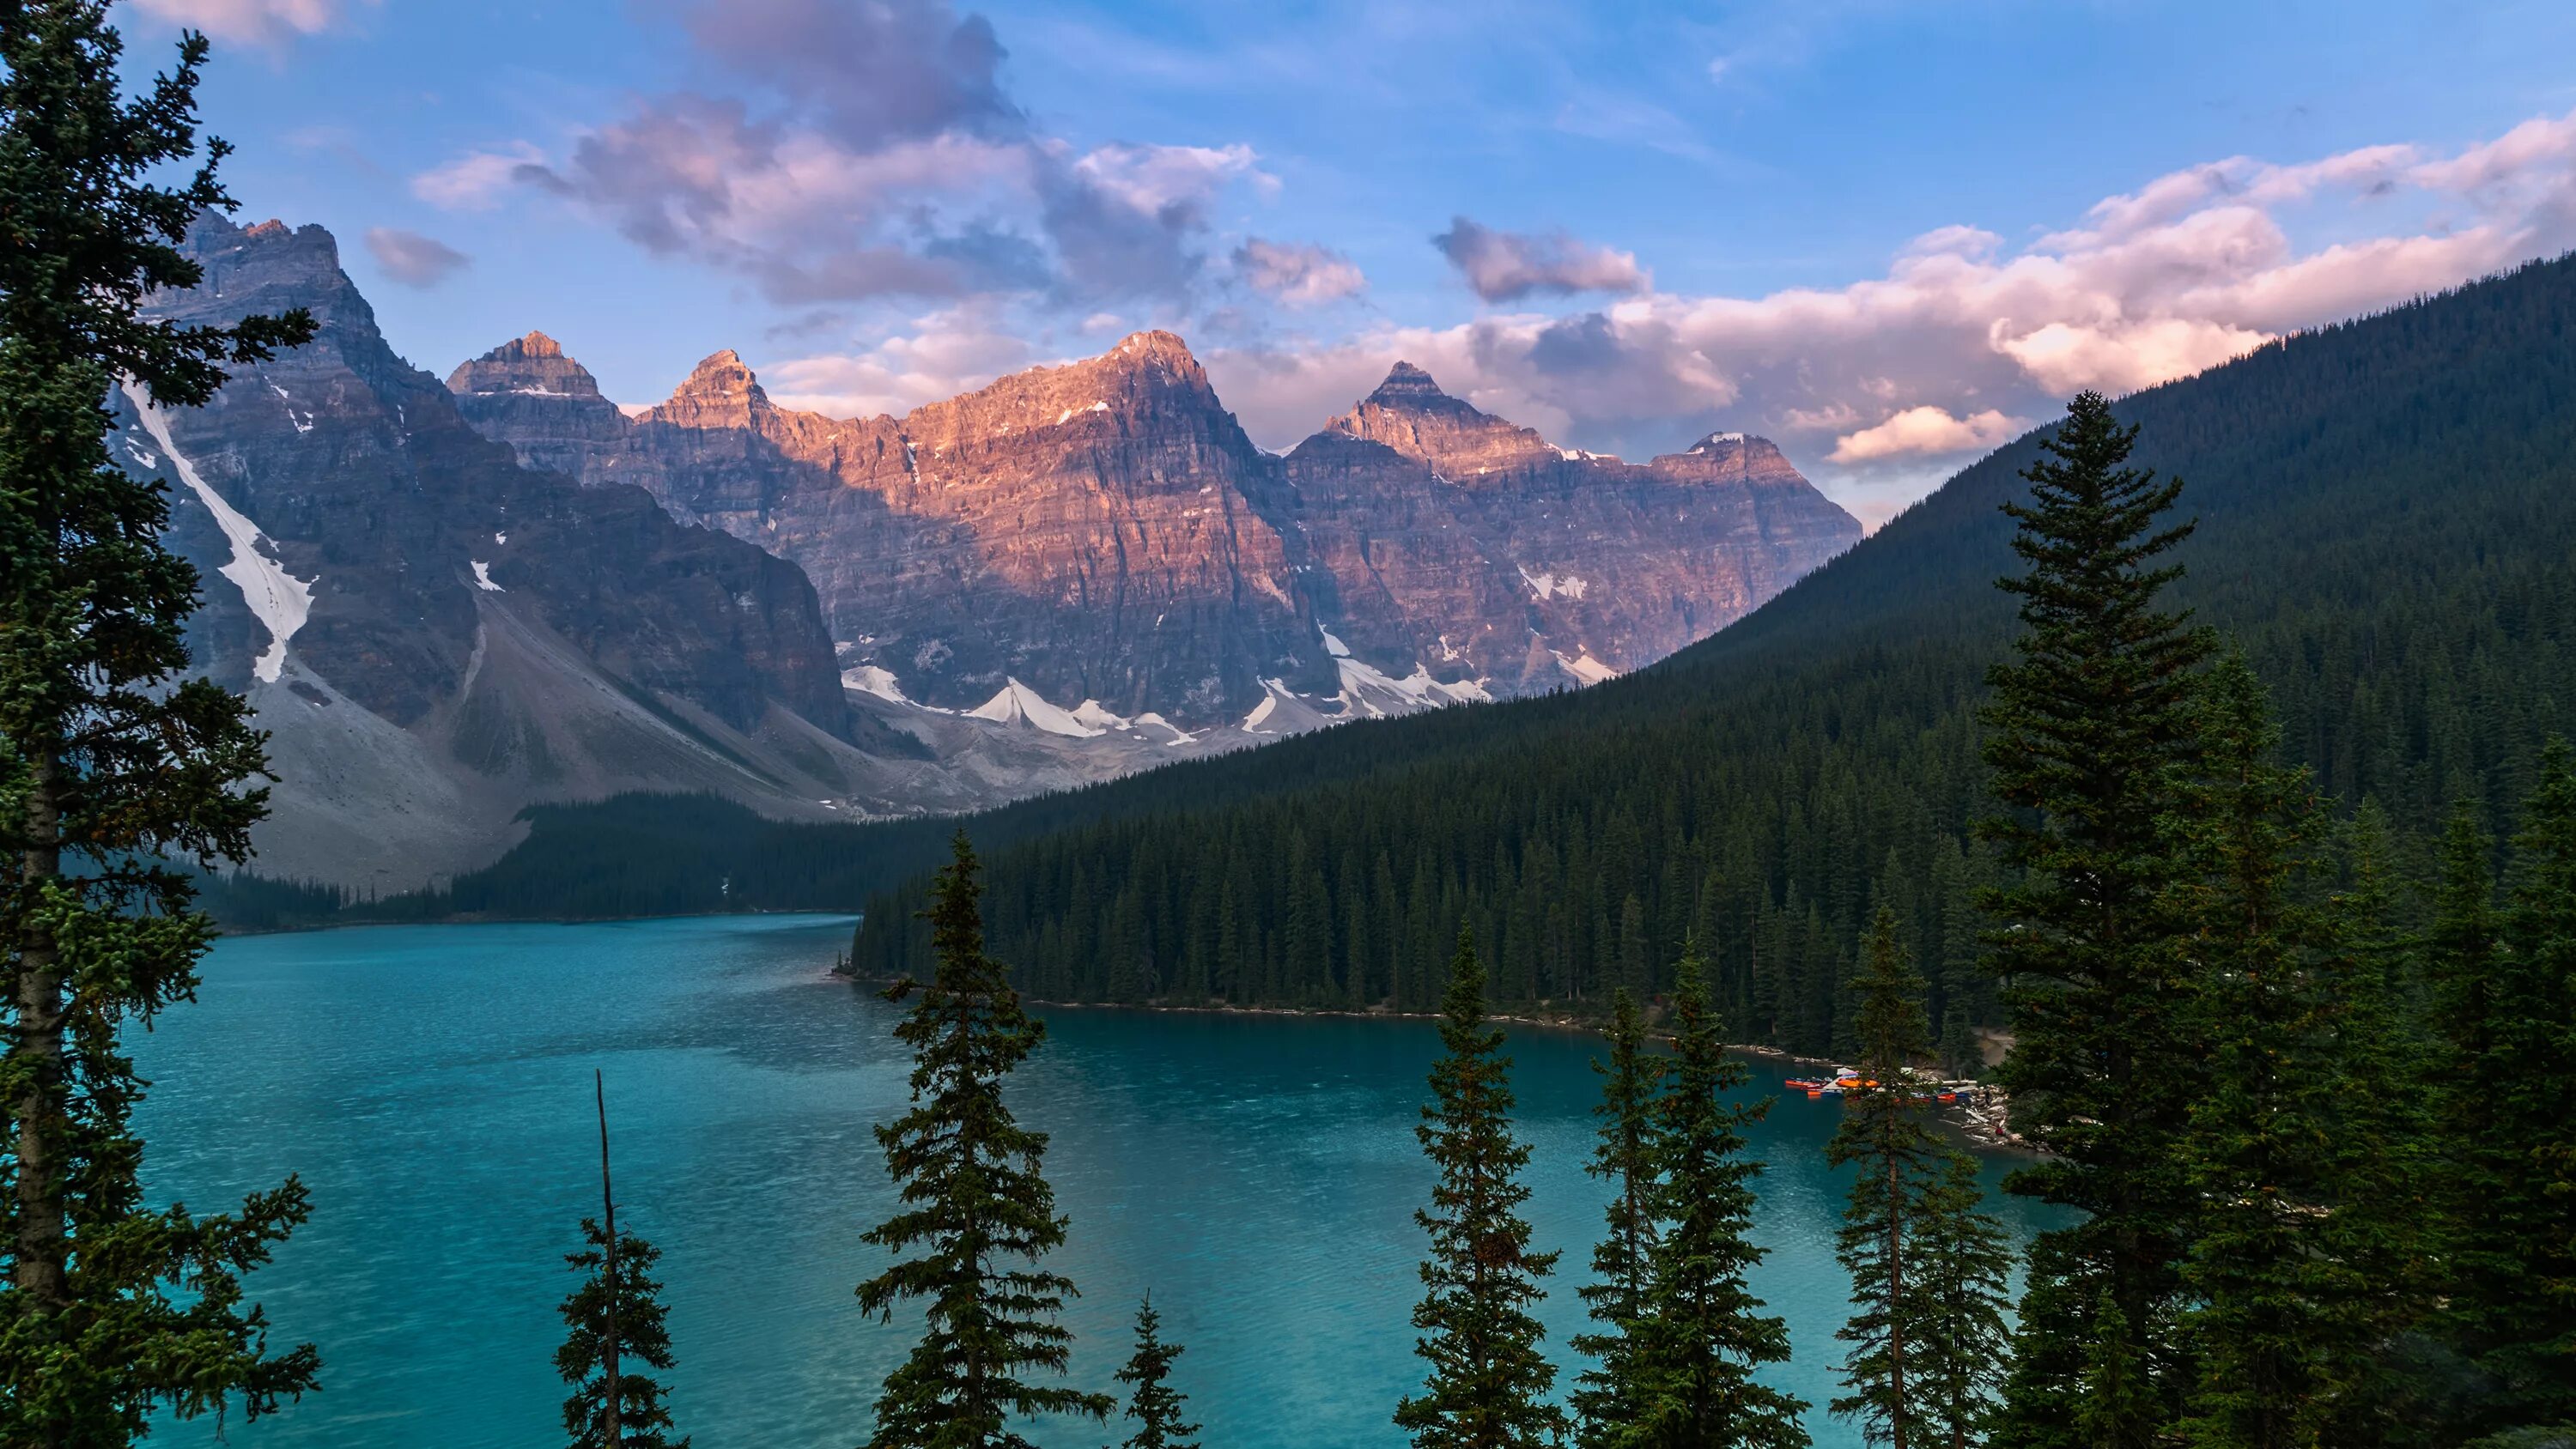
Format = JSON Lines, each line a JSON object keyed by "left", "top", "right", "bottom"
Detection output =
{"left": 131, "top": 915, "right": 2057, "bottom": 1449}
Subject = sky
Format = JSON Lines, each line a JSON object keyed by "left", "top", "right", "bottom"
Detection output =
{"left": 131, "top": 0, "right": 2576, "bottom": 524}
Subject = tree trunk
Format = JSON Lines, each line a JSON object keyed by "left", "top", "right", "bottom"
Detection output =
{"left": 13, "top": 748, "right": 66, "bottom": 1307}
{"left": 597, "top": 1070, "right": 622, "bottom": 1449}
{"left": 1886, "top": 1150, "right": 1907, "bottom": 1449}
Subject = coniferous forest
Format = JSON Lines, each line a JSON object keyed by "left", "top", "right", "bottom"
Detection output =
{"left": 839, "top": 246, "right": 2576, "bottom": 1061}
{"left": 7, "top": 6, "right": 2576, "bottom": 1449}
{"left": 827, "top": 388, "right": 2576, "bottom": 1449}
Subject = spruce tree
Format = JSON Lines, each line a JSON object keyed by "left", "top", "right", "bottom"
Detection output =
{"left": 1827, "top": 909, "right": 1947, "bottom": 1449}
{"left": 2424, "top": 800, "right": 2511, "bottom": 1363}
{"left": 1627, "top": 947, "right": 1808, "bottom": 1449}
{"left": 2316, "top": 800, "right": 2438, "bottom": 1446}
{"left": 0, "top": 7, "right": 319, "bottom": 1444}
{"left": 2173, "top": 658, "right": 2372, "bottom": 1449}
{"left": 1109, "top": 1294, "right": 1199, "bottom": 1449}
{"left": 1978, "top": 391, "right": 2210, "bottom": 1447}
{"left": 1907, "top": 1155, "right": 2014, "bottom": 1449}
{"left": 1572, "top": 985, "right": 1666, "bottom": 1447}
{"left": 2471, "top": 740, "right": 2576, "bottom": 1418}
{"left": 558, "top": 1219, "right": 689, "bottom": 1449}
{"left": 858, "top": 833, "right": 1111, "bottom": 1449}
{"left": 1394, "top": 925, "right": 1565, "bottom": 1449}
{"left": 2075, "top": 1294, "right": 2154, "bottom": 1449}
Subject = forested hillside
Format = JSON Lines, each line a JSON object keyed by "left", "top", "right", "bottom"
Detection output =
{"left": 843, "top": 252, "right": 2576, "bottom": 1056}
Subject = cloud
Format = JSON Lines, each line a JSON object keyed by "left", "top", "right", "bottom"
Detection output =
{"left": 1208, "top": 105, "right": 2576, "bottom": 520}
{"left": 362, "top": 227, "right": 471, "bottom": 288}
{"left": 479, "top": 0, "right": 1271, "bottom": 307}
{"left": 662, "top": 0, "right": 1020, "bottom": 145}
{"left": 1071, "top": 142, "right": 1267, "bottom": 218}
{"left": 411, "top": 142, "right": 549, "bottom": 211}
{"left": 1432, "top": 216, "right": 1650, "bottom": 302}
{"left": 1233, "top": 239, "right": 1366, "bottom": 306}
{"left": 760, "top": 302, "right": 1038, "bottom": 417}
{"left": 131, "top": 0, "right": 361, "bottom": 46}
{"left": 1828, "top": 406, "right": 2028, "bottom": 464}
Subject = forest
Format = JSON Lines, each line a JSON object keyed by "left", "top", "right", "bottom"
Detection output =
{"left": 7, "top": 9, "right": 2575, "bottom": 1446}
{"left": 835, "top": 247, "right": 2576, "bottom": 1059}
{"left": 239, "top": 239, "right": 2576, "bottom": 1069}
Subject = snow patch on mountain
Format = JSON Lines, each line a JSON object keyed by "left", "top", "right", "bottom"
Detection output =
{"left": 125, "top": 382, "right": 314, "bottom": 683}
{"left": 968, "top": 678, "right": 1105, "bottom": 737}
{"left": 1333, "top": 654, "right": 1492, "bottom": 718}
{"left": 843, "top": 664, "right": 912, "bottom": 704}
{"left": 1521, "top": 567, "right": 1590, "bottom": 601}
{"left": 1553, "top": 650, "right": 1620, "bottom": 686}
{"left": 1131, "top": 712, "right": 1197, "bottom": 745}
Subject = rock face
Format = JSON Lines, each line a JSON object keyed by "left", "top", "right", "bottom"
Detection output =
{"left": 113, "top": 217, "right": 1863, "bottom": 888}
{"left": 457, "top": 343, "right": 1862, "bottom": 719}
{"left": 1323, "top": 361, "right": 1564, "bottom": 479}
{"left": 125, "top": 215, "right": 899, "bottom": 889}
{"left": 458, "top": 331, "right": 1322, "bottom": 719}
{"left": 441, "top": 330, "right": 629, "bottom": 481}
{"left": 1291, "top": 371, "right": 1863, "bottom": 688}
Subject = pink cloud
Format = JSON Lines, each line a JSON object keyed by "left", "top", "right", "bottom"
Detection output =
{"left": 1215, "top": 105, "right": 2576, "bottom": 517}
{"left": 760, "top": 304, "right": 1040, "bottom": 419}
{"left": 1829, "top": 406, "right": 2028, "bottom": 464}
{"left": 131, "top": 0, "right": 363, "bottom": 46}
{"left": 412, "top": 142, "right": 549, "bottom": 211}
{"left": 1234, "top": 239, "right": 1367, "bottom": 306}
{"left": 1432, "top": 217, "right": 1650, "bottom": 302}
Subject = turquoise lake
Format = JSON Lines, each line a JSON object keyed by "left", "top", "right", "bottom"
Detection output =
{"left": 131, "top": 914, "right": 2057, "bottom": 1448}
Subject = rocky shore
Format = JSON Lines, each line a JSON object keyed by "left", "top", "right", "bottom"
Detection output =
{"left": 836, "top": 962, "right": 2032, "bottom": 1151}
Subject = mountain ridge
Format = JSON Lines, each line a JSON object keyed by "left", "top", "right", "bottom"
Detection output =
{"left": 131, "top": 216, "right": 942, "bottom": 888}
{"left": 452, "top": 331, "right": 1862, "bottom": 720}
{"left": 821, "top": 248, "right": 2576, "bottom": 1024}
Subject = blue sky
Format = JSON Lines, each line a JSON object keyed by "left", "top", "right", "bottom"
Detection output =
{"left": 138, "top": 0, "right": 2576, "bottom": 519}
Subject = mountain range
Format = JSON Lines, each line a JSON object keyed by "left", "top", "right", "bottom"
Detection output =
{"left": 448, "top": 325, "right": 1856, "bottom": 720}
{"left": 135, "top": 215, "right": 1858, "bottom": 890}
{"left": 829, "top": 247, "right": 2576, "bottom": 1036}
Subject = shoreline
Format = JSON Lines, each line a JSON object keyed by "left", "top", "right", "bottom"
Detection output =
{"left": 835, "top": 967, "right": 2031, "bottom": 1155}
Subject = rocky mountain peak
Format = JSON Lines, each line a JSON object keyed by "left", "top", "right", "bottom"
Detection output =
{"left": 1060, "top": 330, "right": 1213, "bottom": 401}
{"left": 1325, "top": 361, "right": 1558, "bottom": 478}
{"left": 644, "top": 349, "right": 772, "bottom": 430}
{"left": 1363, "top": 361, "right": 1452, "bottom": 408}
{"left": 1103, "top": 330, "right": 1201, "bottom": 374}
{"left": 1647, "top": 428, "right": 1809, "bottom": 488}
{"left": 895, "top": 330, "right": 1230, "bottom": 453}
{"left": 681, "top": 349, "right": 762, "bottom": 396}
{"left": 446, "top": 330, "right": 604, "bottom": 399}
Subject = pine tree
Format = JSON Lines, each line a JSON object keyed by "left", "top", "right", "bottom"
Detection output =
{"left": 858, "top": 833, "right": 1111, "bottom": 1449}
{"left": 1394, "top": 925, "right": 1565, "bottom": 1449}
{"left": 1572, "top": 985, "right": 1666, "bottom": 1447}
{"left": 1827, "top": 909, "right": 1947, "bottom": 1449}
{"left": 558, "top": 1220, "right": 690, "bottom": 1449}
{"left": 0, "top": 8, "right": 319, "bottom": 1443}
{"left": 2473, "top": 740, "right": 2576, "bottom": 1417}
{"left": 1936, "top": 1009, "right": 1983, "bottom": 1083}
{"left": 2075, "top": 1294, "right": 2155, "bottom": 1449}
{"left": 1109, "top": 1295, "right": 1199, "bottom": 1449}
{"left": 1627, "top": 947, "right": 1808, "bottom": 1449}
{"left": 2173, "top": 658, "right": 2371, "bottom": 1449}
{"left": 1907, "top": 1155, "right": 2014, "bottom": 1449}
{"left": 1978, "top": 391, "right": 2211, "bottom": 1447}
{"left": 2424, "top": 801, "right": 2512, "bottom": 1361}
{"left": 2315, "top": 801, "right": 2438, "bottom": 1447}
